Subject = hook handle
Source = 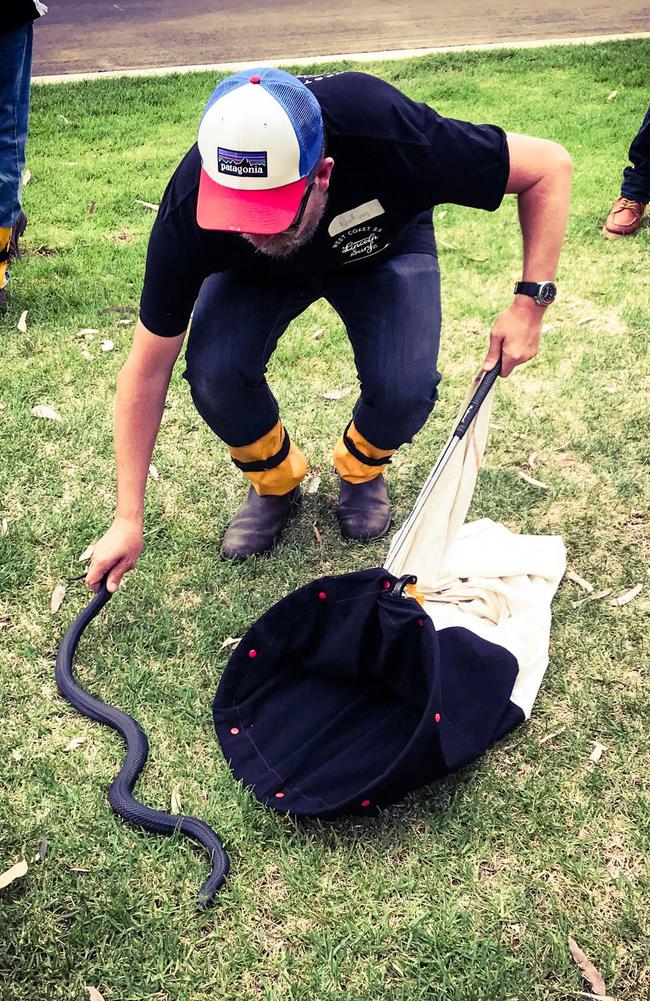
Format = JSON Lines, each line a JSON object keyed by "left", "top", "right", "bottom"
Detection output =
{"left": 454, "top": 359, "right": 502, "bottom": 441}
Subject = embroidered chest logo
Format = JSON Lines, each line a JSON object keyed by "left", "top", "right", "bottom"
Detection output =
{"left": 328, "top": 201, "right": 390, "bottom": 263}
{"left": 332, "top": 224, "right": 390, "bottom": 262}
{"left": 217, "top": 148, "right": 268, "bottom": 177}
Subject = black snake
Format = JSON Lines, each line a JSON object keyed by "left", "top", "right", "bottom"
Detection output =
{"left": 55, "top": 580, "right": 229, "bottom": 905}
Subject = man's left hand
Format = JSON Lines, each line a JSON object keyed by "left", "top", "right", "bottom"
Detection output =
{"left": 482, "top": 300, "right": 544, "bottom": 378}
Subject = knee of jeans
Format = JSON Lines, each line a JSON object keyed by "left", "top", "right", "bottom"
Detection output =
{"left": 366, "top": 372, "right": 439, "bottom": 416}
{"left": 185, "top": 365, "right": 245, "bottom": 410}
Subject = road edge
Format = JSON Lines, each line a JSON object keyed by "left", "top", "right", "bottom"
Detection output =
{"left": 32, "top": 31, "right": 650, "bottom": 84}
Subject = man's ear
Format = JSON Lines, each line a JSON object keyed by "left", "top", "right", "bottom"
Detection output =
{"left": 315, "top": 157, "right": 334, "bottom": 192}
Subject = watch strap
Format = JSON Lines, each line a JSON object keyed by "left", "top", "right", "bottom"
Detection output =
{"left": 514, "top": 281, "right": 543, "bottom": 296}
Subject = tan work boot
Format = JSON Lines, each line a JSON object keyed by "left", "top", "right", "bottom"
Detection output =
{"left": 603, "top": 197, "right": 647, "bottom": 239}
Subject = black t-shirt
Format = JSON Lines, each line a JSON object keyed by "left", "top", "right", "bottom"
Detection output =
{"left": 140, "top": 72, "right": 510, "bottom": 337}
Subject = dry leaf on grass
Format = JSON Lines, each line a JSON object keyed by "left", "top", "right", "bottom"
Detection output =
{"left": 527, "top": 452, "right": 537, "bottom": 468}
{"left": 78, "top": 328, "right": 99, "bottom": 337}
{"left": 518, "top": 471, "right": 549, "bottom": 490}
{"left": 58, "top": 114, "right": 71, "bottom": 125}
{"left": 100, "top": 340, "right": 114, "bottom": 352}
{"left": 557, "top": 454, "right": 576, "bottom": 467}
{"left": 566, "top": 570, "right": 594, "bottom": 593}
{"left": 135, "top": 199, "right": 159, "bottom": 211}
{"left": 65, "top": 736, "right": 87, "bottom": 752}
{"left": 87, "top": 201, "right": 96, "bottom": 216}
{"left": 572, "top": 589, "right": 612, "bottom": 609}
{"left": 80, "top": 348, "right": 92, "bottom": 360}
{"left": 607, "top": 89, "right": 619, "bottom": 100}
{"left": 219, "top": 636, "right": 241, "bottom": 653}
{"left": 32, "top": 404, "right": 62, "bottom": 422}
{"left": 568, "top": 991, "right": 617, "bottom": 1000}
{"left": 539, "top": 725, "right": 566, "bottom": 745}
{"left": 589, "top": 742, "right": 607, "bottom": 763}
{"left": 148, "top": 464, "right": 159, "bottom": 480}
{"left": 87, "top": 988, "right": 106, "bottom": 1001}
{"left": 78, "top": 544, "right": 94, "bottom": 562}
{"left": 22, "top": 168, "right": 31, "bottom": 186}
{"left": 304, "top": 474, "right": 321, "bottom": 495}
{"left": 1, "top": 518, "right": 8, "bottom": 535}
{"left": 310, "top": 327, "right": 324, "bottom": 341}
{"left": 610, "top": 584, "right": 642, "bottom": 607}
{"left": 170, "top": 786, "right": 182, "bottom": 814}
{"left": 17, "top": 310, "right": 28, "bottom": 333}
{"left": 0, "top": 859, "right": 28, "bottom": 890}
{"left": 323, "top": 386, "right": 354, "bottom": 401}
{"left": 117, "top": 318, "right": 133, "bottom": 325}
{"left": 36, "top": 839, "right": 48, "bottom": 863}
{"left": 577, "top": 316, "right": 597, "bottom": 326}
{"left": 50, "top": 584, "right": 66, "bottom": 613}
{"left": 313, "top": 522, "right": 323, "bottom": 547}
{"left": 568, "top": 935, "right": 607, "bottom": 996}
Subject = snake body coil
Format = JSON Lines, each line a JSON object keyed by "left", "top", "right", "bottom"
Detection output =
{"left": 55, "top": 582, "right": 229, "bottom": 905}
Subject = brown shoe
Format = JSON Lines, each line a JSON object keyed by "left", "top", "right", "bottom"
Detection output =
{"left": 337, "top": 475, "right": 391, "bottom": 542}
{"left": 603, "top": 197, "right": 646, "bottom": 239}
{"left": 221, "top": 486, "right": 301, "bottom": 559}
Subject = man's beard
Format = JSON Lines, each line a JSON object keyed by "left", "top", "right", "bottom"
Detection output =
{"left": 241, "top": 191, "right": 329, "bottom": 259}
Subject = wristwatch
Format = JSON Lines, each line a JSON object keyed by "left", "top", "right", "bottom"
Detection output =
{"left": 513, "top": 280, "right": 557, "bottom": 306}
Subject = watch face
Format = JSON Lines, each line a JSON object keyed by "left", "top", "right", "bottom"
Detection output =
{"left": 538, "top": 281, "right": 557, "bottom": 305}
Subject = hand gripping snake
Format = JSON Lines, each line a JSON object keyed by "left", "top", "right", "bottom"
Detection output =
{"left": 55, "top": 580, "right": 229, "bottom": 905}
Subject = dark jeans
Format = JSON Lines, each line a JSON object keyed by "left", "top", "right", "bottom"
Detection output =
{"left": 0, "top": 23, "right": 33, "bottom": 228}
{"left": 184, "top": 253, "right": 442, "bottom": 451}
{"left": 621, "top": 104, "right": 650, "bottom": 203}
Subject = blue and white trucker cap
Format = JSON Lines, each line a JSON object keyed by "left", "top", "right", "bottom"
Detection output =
{"left": 197, "top": 67, "right": 324, "bottom": 234}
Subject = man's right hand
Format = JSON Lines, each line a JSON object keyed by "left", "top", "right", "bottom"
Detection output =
{"left": 85, "top": 516, "right": 144, "bottom": 593}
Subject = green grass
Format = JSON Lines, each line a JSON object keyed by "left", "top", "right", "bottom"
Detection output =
{"left": 1, "top": 39, "right": 649, "bottom": 1001}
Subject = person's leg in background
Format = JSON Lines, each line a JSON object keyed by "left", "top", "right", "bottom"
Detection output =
{"left": 323, "top": 253, "right": 442, "bottom": 540}
{"left": 603, "top": 104, "right": 650, "bottom": 239}
{"left": 0, "top": 23, "right": 32, "bottom": 307}
{"left": 184, "top": 269, "right": 317, "bottom": 558}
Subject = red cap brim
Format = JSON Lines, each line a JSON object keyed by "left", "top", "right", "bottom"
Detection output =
{"left": 197, "top": 168, "right": 307, "bottom": 234}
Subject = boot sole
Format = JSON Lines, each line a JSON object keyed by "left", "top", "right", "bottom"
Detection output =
{"left": 602, "top": 224, "right": 640, "bottom": 240}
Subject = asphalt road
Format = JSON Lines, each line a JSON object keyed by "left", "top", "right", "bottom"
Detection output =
{"left": 33, "top": 0, "right": 650, "bottom": 76}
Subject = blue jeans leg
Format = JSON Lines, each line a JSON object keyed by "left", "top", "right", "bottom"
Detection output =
{"left": 621, "top": 104, "right": 650, "bottom": 203}
{"left": 183, "top": 270, "right": 317, "bottom": 447}
{"left": 184, "top": 253, "right": 441, "bottom": 454}
{"left": 320, "top": 253, "right": 442, "bottom": 450}
{"left": 0, "top": 23, "right": 33, "bottom": 229}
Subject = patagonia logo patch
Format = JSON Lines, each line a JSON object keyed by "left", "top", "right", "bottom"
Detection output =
{"left": 217, "top": 148, "right": 268, "bottom": 177}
